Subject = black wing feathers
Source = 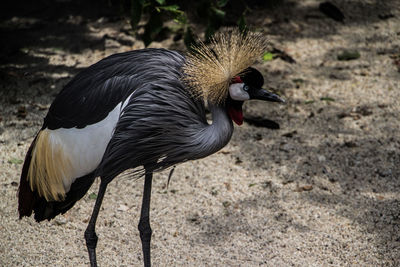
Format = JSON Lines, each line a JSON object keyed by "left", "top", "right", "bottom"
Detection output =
{"left": 44, "top": 49, "right": 184, "bottom": 129}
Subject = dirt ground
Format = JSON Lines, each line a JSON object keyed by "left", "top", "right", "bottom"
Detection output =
{"left": 1, "top": 0, "right": 400, "bottom": 266}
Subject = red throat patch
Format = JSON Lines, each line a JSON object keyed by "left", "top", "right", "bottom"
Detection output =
{"left": 228, "top": 106, "right": 243, "bottom": 125}
{"left": 232, "top": 76, "right": 242, "bottom": 83}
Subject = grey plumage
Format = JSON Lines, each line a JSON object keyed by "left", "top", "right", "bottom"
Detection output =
{"left": 98, "top": 54, "right": 234, "bottom": 182}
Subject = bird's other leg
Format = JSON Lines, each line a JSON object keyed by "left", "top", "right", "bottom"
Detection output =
{"left": 138, "top": 170, "right": 153, "bottom": 267}
{"left": 84, "top": 180, "right": 108, "bottom": 267}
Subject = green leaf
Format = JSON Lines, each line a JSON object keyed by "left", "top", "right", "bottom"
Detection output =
{"left": 337, "top": 50, "right": 360, "bottom": 61}
{"left": 174, "top": 13, "right": 187, "bottom": 24}
{"left": 304, "top": 100, "right": 315, "bottom": 104}
{"left": 157, "top": 4, "right": 181, "bottom": 13}
{"left": 155, "top": 0, "right": 165, "bottom": 4}
{"left": 88, "top": 193, "right": 97, "bottom": 200}
{"left": 320, "top": 97, "right": 335, "bottom": 102}
{"left": 217, "top": 0, "right": 229, "bottom": 7}
{"left": 130, "top": 0, "right": 144, "bottom": 29}
{"left": 8, "top": 158, "right": 23, "bottom": 164}
{"left": 211, "top": 7, "right": 226, "bottom": 19}
{"left": 248, "top": 183, "right": 257, "bottom": 187}
{"left": 263, "top": 52, "right": 275, "bottom": 61}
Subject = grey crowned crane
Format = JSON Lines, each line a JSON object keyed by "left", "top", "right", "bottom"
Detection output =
{"left": 18, "top": 29, "right": 285, "bottom": 267}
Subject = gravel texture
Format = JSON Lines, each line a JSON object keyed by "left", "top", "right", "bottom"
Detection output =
{"left": 1, "top": 0, "right": 400, "bottom": 266}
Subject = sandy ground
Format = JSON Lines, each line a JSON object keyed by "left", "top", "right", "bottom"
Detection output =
{"left": 1, "top": 0, "right": 400, "bottom": 266}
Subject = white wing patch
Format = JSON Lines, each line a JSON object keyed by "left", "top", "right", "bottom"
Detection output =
{"left": 28, "top": 94, "right": 133, "bottom": 201}
{"left": 53, "top": 102, "right": 122, "bottom": 191}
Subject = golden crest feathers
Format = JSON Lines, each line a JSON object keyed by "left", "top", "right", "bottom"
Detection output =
{"left": 182, "top": 28, "right": 269, "bottom": 104}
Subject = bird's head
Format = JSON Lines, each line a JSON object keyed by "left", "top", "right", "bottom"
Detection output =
{"left": 227, "top": 67, "right": 285, "bottom": 125}
{"left": 182, "top": 28, "right": 285, "bottom": 125}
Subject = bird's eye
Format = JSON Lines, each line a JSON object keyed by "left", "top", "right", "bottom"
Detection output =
{"left": 243, "top": 85, "right": 249, "bottom": 91}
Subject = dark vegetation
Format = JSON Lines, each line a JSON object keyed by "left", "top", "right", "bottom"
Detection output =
{"left": 1, "top": 0, "right": 282, "bottom": 50}
{"left": 0, "top": 0, "right": 281, "bottom": 92}
{"left": 117, "top": 0, "right": 274, "bottom": 46}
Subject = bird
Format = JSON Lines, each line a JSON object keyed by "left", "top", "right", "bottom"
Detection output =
{"left": 18, "top": 28, "right": 285, "bottom": 267}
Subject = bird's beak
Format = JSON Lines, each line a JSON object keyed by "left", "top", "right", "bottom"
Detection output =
{"left": 251, "top": 87, "right": 286, "bottom": 103}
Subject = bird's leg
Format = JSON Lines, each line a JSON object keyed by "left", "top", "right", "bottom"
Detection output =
{"left": 84, "top": 180, "right": 108, "bottom": 267}
{"left": 166, "top": 166, "right": 175, "bottom": 189}
{"left": 138, "top": 171, "right": 153, "bottom": 267}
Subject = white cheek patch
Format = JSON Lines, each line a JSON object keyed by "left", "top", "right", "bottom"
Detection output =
{"left": 229, "top": 83, "right": 250, "bottom": 101}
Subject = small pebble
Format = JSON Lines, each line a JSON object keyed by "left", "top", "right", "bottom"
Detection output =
{"left": 295, "top": 185, "right": 313, "bottom": 192}
{"left": 54, "top": 217, "right": 67, "bottom": 225}
{"left": 317, "top": 155, "right": 326, "bottom": 162}
{"left": 117, "top": 204, "right": 129, "bottom": 212}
